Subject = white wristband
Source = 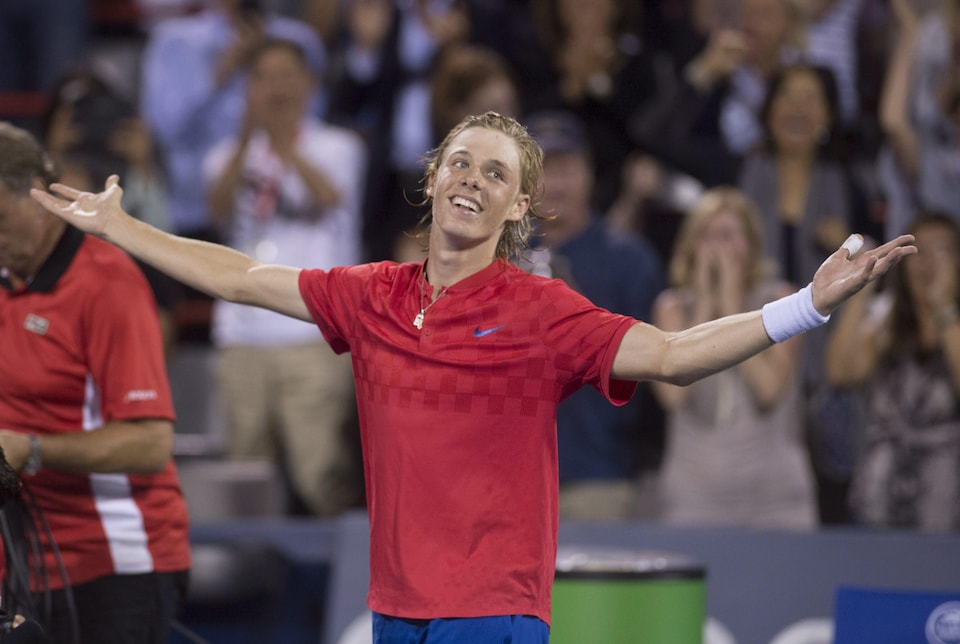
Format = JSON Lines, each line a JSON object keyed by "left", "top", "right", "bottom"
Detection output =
{"left": 761, "top": 283, "right": 831, "bottom": 343}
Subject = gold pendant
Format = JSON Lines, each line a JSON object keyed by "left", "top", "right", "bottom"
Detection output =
{"left": 413, "top": 311, "right": 424, "bottom": 329}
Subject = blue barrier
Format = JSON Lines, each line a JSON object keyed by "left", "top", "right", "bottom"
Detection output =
{"left": 174, "top": 514, "right": 960, "bottom": 644}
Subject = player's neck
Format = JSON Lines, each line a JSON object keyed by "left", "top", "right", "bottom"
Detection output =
{"left": 425, "top": 245, "right": 499, "bottom": 290}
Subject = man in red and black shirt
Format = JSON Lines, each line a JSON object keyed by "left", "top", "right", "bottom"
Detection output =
{"left": 32, "top": 112, "right": 914, "bottom": 643}
{"left": 0, "top": 123, "right": 190, "bottom": 643}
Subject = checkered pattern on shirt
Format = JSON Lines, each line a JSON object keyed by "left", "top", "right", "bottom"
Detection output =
{"left": 297, "top": 259, "right": 638, "bottom": 624}
{"left": 301, "top": 260, "right": 636, "bottom": 417}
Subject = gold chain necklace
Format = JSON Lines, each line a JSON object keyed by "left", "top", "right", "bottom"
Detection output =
{"left": 413, "top": 276, "right": 447, "bottom": 330}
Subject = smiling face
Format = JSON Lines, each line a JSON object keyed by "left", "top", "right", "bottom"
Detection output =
{"left": 670, "top": 187, "right": 770, "bottom": 289}
{"left": 426, "top": 126, "right": 531, "bottom": 257}
{"left": 247, "top": 41, "right": 313, "bottom": 125}
{"left": 904, "top": 220, "right": 960, "bottom": 304}
{"left": 700, "top": 209, "right": 751, "bottom": 257}
{"left": 767, "top": 67, "right": 831, "bottom": 154}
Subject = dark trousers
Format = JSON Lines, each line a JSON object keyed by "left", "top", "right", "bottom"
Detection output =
{"left": 41, "top": 571, "right": 188, "bottom": 644}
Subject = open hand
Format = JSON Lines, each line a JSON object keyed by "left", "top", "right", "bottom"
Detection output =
{"left": 30, "top": 175, "right": 125, "bottom": 238}
{"left": 687, "top": 29, "right": 748, "bottom": 89}
{"left": 811, "top": 234, "right": 916, "bottom": 315}
{"left": 215, "top": 18, "right": 263, "bottom": 87}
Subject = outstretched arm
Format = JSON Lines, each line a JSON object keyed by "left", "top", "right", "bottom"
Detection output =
{"left": 31, "top": 176, "right": 312, "bottom": 321}
{"left": 612, "top": 235, "right": 917, "bottom": 384}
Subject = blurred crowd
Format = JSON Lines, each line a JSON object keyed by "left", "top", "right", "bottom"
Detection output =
{"left": 1, "top": 0, "right": 958, "bottom": 532}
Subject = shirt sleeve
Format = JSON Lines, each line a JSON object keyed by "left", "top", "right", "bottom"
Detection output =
{"left": 541, "top": 279, "right": 639, "bottom": 406}
{"left": 298, "top": 263, "right": 377, "bottom": 354}
{"left": 84, "top": 257, "right": 175, "bottom": 423}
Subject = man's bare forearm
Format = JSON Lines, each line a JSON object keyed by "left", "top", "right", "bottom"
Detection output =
{"left": 31, "top": 178, "right": 311, "bottom": 320}
{"left": 660, "top": 312, "right": 775, "bottom": 385}
{"left": 104, "top": 214, "right": 257, "bottom": 302}
{"left": 613, "top": 312, "right": 774, "bottom": 385}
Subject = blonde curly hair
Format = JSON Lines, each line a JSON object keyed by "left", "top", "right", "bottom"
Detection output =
{"left": 414, "top": 111, "right": 550, "bottom": 262}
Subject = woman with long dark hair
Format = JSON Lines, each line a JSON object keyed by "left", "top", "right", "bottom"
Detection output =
{"left": 826, "top": 213, "right": 960, "bottom": 531}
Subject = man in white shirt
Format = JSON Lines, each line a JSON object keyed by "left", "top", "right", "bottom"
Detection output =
{"left": 204, "top": 38, "right": 366, "bottom": 516}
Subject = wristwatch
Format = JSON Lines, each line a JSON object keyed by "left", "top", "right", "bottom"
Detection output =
{"left": 23, "top": 435, "right": 42, "bottom": 475}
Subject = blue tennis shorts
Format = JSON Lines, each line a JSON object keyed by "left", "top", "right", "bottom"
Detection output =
{"left": 372, "top": 612, "right": 550, "bottom": 643}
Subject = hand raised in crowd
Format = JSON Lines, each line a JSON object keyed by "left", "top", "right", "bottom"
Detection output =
{"left": 242, "top": 97, "right": 298, "bottom": 163}
{"left": 267, "top": 125, "right": 299, "bottom": 164}
{"left": 215, "top": 16, "right": 264, "bottom": 88}
{"left": 557, "top": 34, "right": 616, "bottom": 100}
{"left": 685, "top": 29, "right": 748, "bottom": 91}
{"left": 692, "top": 240, "right": 717, "bottom": 300}
{"left": 691, "top": 243, "right": 723, "bottom": 321}
{"left": 692, "top": 241, "right": 746, "bottom": 318}
{"left": 253, "top": 106, "right": 298, "bottom": 162}
{"left": 714, "top": 242, "right": 747, "bottom": 317}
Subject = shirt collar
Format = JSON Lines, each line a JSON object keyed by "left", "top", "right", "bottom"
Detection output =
{"left": 418, "top": 258, "right": 510, "bottom": 295}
